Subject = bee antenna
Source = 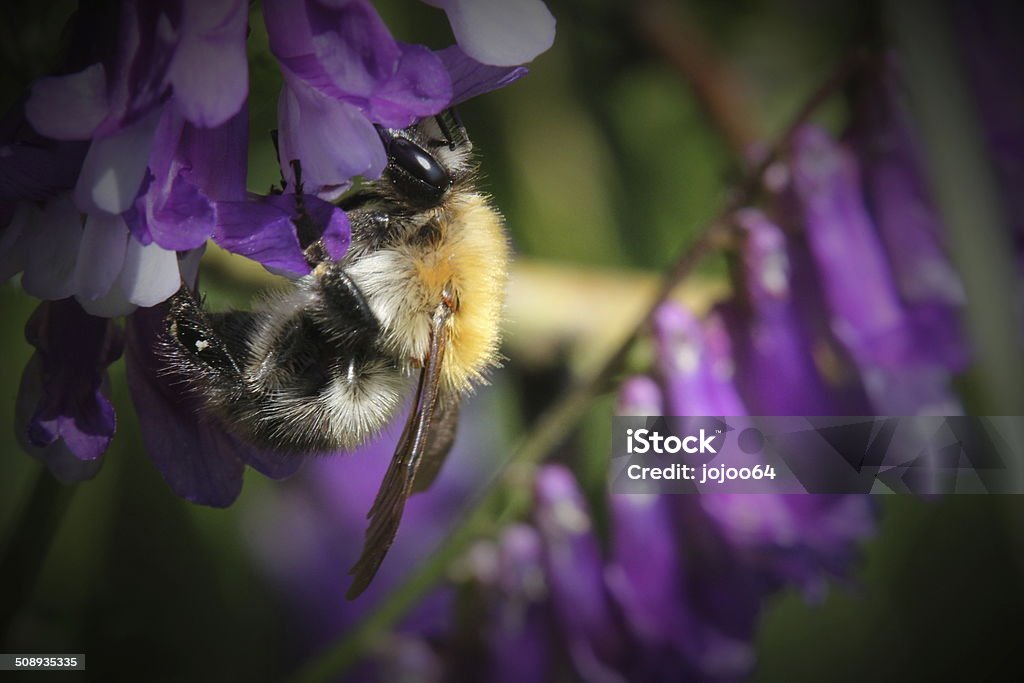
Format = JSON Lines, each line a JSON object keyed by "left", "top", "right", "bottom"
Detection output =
{"left": 436, "top": 108, "right": 469, "bottom": 151}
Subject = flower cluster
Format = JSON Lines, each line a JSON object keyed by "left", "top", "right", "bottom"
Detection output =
{"left": 0, "top": 0, "right": 554, "bottom": 500}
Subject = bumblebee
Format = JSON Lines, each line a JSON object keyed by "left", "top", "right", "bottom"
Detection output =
{"left": 164, "top": 111, "right": 509, "bottom": 598}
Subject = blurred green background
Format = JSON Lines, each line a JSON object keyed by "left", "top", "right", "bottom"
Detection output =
{"left": 2, "top": 1, "right": 1023, "bottom": 681}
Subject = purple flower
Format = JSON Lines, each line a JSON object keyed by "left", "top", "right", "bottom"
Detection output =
{"left": 422, "top": 0, "right": 556, "bottom": 67}
{"left": 788, "top": 125, "right": 963, "bottom": 414}
{"left": 652, "top": 303, "right": 746, "bottom": 416}
{"left": 15, "top": 299, "right": 122, "bottom": 482}
{"left": 264, "top": 0, "right": 453, "bottom": 197}
{"left": 534, "top": 465, "right": 633, "bottom": 682}
{"left": 846, "top": 58, "right": 969, "bottom": 371}
{"left": 464, "top": 525, "right": 553, "bottom": 683}
{"left": 719, "top": 209, "right": 869, "bottom": 415}
{"left": 6, "top": 0, "right": 251, "bottom": 317}
{"left": 264, "top": 0, "right": 544, "bottom": 198}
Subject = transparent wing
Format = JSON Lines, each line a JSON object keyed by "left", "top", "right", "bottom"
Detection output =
{"left": 346, "top": 298, "right": 456, "bottom": 599}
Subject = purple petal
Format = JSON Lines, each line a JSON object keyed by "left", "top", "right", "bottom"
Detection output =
{"left": 178, "top": 104, "right": 249, "bottom": 202}
{"left": 25, "top": 64, "right": 110, "bottom": 140}
{"left": 125, "top": 303, "right": 245, "bottom": 507}
{"left": 214, "top": 192, "right": 351, "bottom": 276}
{"left": 241, "top": 446, "right": 305, "bottom": 481}
{"left": 94, "top": 1, "right": 178, "bottom": 138}
{"left": 277, "top": 78, "right": 387, "bottom": 195}
{"left": 789, "top": 125, "right": 911, "bottom": 368}
{"left": 723, "top": 209, "right": 866, "bottom": 415}
{"left": 607, "top": 494, "right": 756, "bottom": 679}
{"left": 302, "top": 0, "right": 403, "bottom": 96}
{"left": 366, "top": 43, "right": 451, "bottom": 128}
{"left": 534, "top": 465, "right": 629, "bottom": 682}
{"left": 1, "top": 100, "right": 90, "bottom": 201}
{"left": 427, "top": 0, "right": 556, "bottom": 67}
{"left": 477, "top": 525, "right": 552, "bottom": 683}
{"left": 846, "top": 61, "right": 969, "bottom": 370}
{"left": 16, "top": 299, "right": 121, "bottom": 480}
{"left": 16, "top": 358, "right": 104, "bottom": 482}
{"left": 652, "top": 303, "right": 746, "bottom": 415}
{"left": 436, "top": 45, "right": 528, "bottom": 105}
{"left": 616, "top": 375, "right": 663, "bottom": 416}
{"left": 167, "top": 0, "right": 249, "bottom": 128}
{"left": 700, "top": 494, "right": 874, "bottom": 599}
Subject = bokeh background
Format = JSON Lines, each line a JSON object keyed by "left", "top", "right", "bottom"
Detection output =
{"left": 2, "top": 1, "right": 1023, "bottom": 681}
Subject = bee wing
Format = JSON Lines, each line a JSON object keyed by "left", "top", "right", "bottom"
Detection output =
{"left": 412, "top": 392, "right": 459, "bottom": 493}
{"left": 346, "top": 299, "right": 453, "bottom": 599}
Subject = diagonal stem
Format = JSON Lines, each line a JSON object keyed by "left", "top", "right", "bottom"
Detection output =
{"left": 287, "top": 50, "right": 870, "bottom": 683}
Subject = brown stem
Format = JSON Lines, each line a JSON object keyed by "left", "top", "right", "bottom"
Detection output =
{"left": 632, "top": 0, "right": 762, "bottom": 159}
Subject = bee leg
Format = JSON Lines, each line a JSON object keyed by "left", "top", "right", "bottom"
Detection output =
{"left": 311, "top": 265, "right": 381, "bottom": 352}
{"left": 284, "top": 158, "right": 340, "bottom": 267}
{"left": 165, "top": 285, "right": 243, "bottom": 378}
{"left": 269, "top": 129, "right": 286, "bottom": 194}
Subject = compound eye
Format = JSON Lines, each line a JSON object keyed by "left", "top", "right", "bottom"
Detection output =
{"left": 388, "top": 137, "right": 450, "bottom": 192}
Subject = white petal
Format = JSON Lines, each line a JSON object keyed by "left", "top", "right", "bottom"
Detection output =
{"left": 119, "top": 238, "right": 181, "bottom": 307}
{"left": 74, "top": 212, "right": 130, "bottom": 300}
{"left": 445, "top": 0, "right": 555, "bottom": 67}
{"left": 74, "top": 108, "right": 162, "bottom": 214}
{"left": 25, "top": 63, "right": 109, "bottom": 140}
{"left": 21, "top": 194, "right": 83, "bottom": 300}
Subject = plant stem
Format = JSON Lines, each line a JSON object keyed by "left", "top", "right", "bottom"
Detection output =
{"left": 0, "top": 468, "right": 74, "bottom": 646}
{"left": 288, "top": 50, "right": 869, "bottom": 683}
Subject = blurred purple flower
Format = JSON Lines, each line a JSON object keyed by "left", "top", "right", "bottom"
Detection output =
{"left": 242, "top": 393, "right": 506, "bottom": 666}
{"left": 720, "top": 209, "right": 870, "bottom": 415}
{"left": 534, "top": 466, "right": 634, "bottom": 682}
{"left": 463, "top": 525, "right": 553, "bottom": 683}
{"left": 846, "top": 58, "right": 969, "bottom": 371}
{"left": 788, "top": 125, "right": 963, "bottom": 414}
{"left": 15, "top": 299, "right": 122, "bottom": 482}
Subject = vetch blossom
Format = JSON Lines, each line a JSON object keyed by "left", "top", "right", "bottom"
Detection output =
{"left": 264, "top": 0, "right": 453, "bottom": 196}
{"left": 264, "top": 0, "right": 547, "bottom": 198}
{"left": 846, "top": 58, "right": 969, "bottom": 371}
{"left": 7, "top": 0, "right": 251, "bottom": 317}
{"left": 788, "top": 125, "right": 963, "bottom": 414}
{"left": 15, "top": 299, "right": 122, "bottom": 483}
{"left": 719, "top": 208, "right": 870, "bottom": 416}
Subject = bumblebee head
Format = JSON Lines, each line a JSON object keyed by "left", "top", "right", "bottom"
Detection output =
{"left": 376, "top": 111, "right": 474, "bottom": 210}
